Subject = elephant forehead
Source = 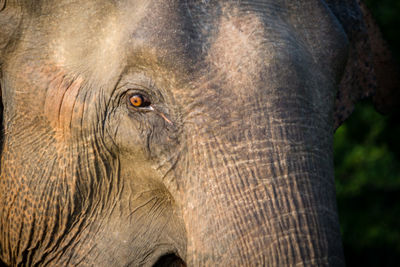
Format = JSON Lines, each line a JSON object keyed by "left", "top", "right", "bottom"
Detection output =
{"left": 206, "top": 10, "right": 270, "bottom": 96}
{"left": 42, "top": 1, "right": 278, "bottom": 78}
{"left": 46, "top": 1, "right": 127, "bottom": 85}
{"left": 44, "top": 1, "right": 190, "bottom": 84}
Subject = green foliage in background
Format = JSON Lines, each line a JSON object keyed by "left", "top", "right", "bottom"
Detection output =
{"left": 334, "top": 0, "right": 400, "bottom": 266}
{"left": 363, "top": 0, "right": 400, "bottom": 60}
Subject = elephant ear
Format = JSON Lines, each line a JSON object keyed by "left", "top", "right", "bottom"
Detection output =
{"left": 0, "top": 0, "right": 23, "bottom": 84}
{"left": 0, "top": 0, "right": 23, "bottom": 63}
{"left": 0, "top": 0, "right": 22, "bottom": 149}
{"left": 326, "top": 0, "right": 400, "bottom": 129}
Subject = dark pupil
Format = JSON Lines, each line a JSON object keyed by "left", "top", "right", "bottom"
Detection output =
{"left": 133, "top": 97, "right": 142, "bottom": 105}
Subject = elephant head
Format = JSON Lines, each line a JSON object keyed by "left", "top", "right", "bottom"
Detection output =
{"left": 0, "top": 0, "right": 398, "bottom": 266}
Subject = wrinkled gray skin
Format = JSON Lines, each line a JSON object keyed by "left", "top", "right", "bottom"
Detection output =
{"left": 0, "top": 0, "right": 351, "bottom": 266}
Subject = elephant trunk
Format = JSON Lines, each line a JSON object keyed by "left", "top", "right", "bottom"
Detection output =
{"left": 178, "top": 90, "right": 345, "bottom": 266}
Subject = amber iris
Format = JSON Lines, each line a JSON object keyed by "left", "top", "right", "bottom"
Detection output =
{"left": 129, "top": 94, "right": 147, "bottom": 107}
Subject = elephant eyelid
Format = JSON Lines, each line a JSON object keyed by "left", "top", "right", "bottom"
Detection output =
{"left": 125, "top": 89, "right": 172, "bottom": 125}
{"left": 126, "top": 92, "right": 153, "bottom": 111}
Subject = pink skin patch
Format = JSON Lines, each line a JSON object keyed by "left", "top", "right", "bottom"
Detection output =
{"left": 44, "top": 71, "right": 84, "bottom": 140}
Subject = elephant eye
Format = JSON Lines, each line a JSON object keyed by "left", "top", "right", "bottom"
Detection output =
{"left": 128, "top": 93, "right": 152, "bottom": 109}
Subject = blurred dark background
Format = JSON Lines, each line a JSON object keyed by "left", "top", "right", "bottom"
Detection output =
{"left": 334, "top": 0, "right": 400, "bottom": 266}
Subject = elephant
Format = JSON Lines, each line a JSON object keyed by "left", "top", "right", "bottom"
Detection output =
{"left": 0, "top": 0, "right": 398, "bottom": 266}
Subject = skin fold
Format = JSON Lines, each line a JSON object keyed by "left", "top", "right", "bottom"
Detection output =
{"left": 0, "top": 0, "right": 396, "bottom": 266}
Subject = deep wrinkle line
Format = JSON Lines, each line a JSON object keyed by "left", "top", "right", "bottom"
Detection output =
{"left": 56, "top": 74, "right": 70, "bottom": 131}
